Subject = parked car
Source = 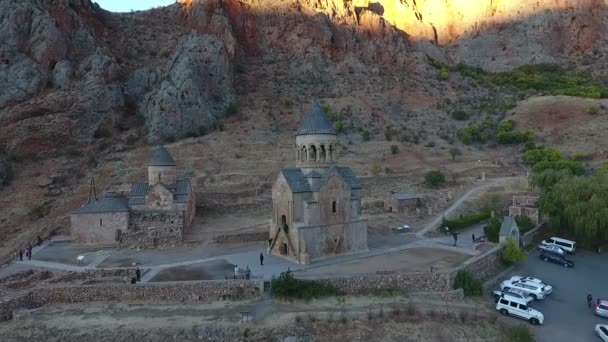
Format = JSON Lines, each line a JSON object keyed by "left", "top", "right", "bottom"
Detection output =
{"left": 594, "top": 300, "right": 608, "bottom": 318}
{"left": 496, "top": 296, "right": 544, "bottom": 325}
{"left": 506, "top": 276, "right": 553, "bottom": 295}
{"left": 596, "top": 324, "right": 608, "bottom": 341}
{"left": 501, "top": 278, "right": 550, "bottom": 300}
{"left": 537, "top": 244, "right": 565, "bottom": 256}
{"left": 395, "top": 225, "right": 411, "bottom": 232}
{"left": 540, "top": 251, "right": 575, "bottom": 268}
{"left": 492, "top": 289, "right": 533, "bottom": 304}
{"left": 541, "top": 236, "right": 577, "bottom": 253}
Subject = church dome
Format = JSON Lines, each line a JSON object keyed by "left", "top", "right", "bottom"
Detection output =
{"left": 297, "top": 100, "right": 336, "bottom": 136}
{"left": 149, "top": 146, "right": 176, "bottom": 166}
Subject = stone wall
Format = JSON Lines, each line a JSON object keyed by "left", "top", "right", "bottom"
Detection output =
{"left": 213, "top": 231, "right": 268, "bottom": 244}
{"left": 0, "top": 280, "right": 260, "bottom": 322}
{"left": 123, "top": 210, "right": 184, "bottom": 248}
{"left": 449, "top": 245, "right": 505, "bottom": 284}
{"left": 319, "top": 271, "right": 451, "bottom": 295}
{"left": 71, "top": 211, "right": 129, "bottom": 245}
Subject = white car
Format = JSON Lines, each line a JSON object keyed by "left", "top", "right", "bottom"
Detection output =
{"left": 508, "top": 276, "right": 553, "bottom": 295}
{"left": 492, "top": 289, "right": 533, "bottom": 304}
{"left": 395, "top": 225, "right": 411, "bottom": 232}
{"left": 500, "top": 278, "right": 550, "bottom": 300}
{"left": 496, "top": 297, "right": 544, "bottom": 325}
{"left": 596, "top": 324, "right": 608, "bottom": 342}
{"left": 538, "top": 244, "right": 565, "bottom": 256}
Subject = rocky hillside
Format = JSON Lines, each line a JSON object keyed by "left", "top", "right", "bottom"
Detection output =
{"left": 1, "top": 0, "right": 607, "bottom": 257}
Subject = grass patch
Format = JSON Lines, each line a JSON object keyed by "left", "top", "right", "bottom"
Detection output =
{"left": 506, "top": 324, "right": 535, "bottom": 342}
{"left": 271, "top": 271, "right": 338, "bottom": 301}
{"left": 442, "top": 208, "right": 491, "bottom": 232}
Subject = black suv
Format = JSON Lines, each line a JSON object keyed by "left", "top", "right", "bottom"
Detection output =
{"left": 539, "top": 251, "right": 574, "bottom": 268}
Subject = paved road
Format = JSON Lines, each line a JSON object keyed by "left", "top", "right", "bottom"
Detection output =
{"left": 502, "top": 250, "right": 608, "bottom": 342}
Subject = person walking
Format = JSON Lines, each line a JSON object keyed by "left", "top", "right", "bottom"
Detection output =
{"left": 472, "top": 233, "right": 476, "bottom": 243}
{"left": 453, "top": 233, "right": 458, "bottom": 246}
{"left": 135, "top": 267, "right": 141, "bottom": 282}
{"left": 19, "top": 249, "right": 23, "bottom": 261}
{"left": 234, "top": 265, "right": 239, "bottom": 278}
{"left": 260, "top": 253, "right": 264, "bottom": 266}
{"left": 587, "top": 293, "right": 593, "bottom": 308}
{"left": 27, "top": 245, "right": 32, "bottom": 260}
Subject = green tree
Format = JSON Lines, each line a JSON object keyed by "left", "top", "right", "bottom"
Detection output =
{"left": 361, "top": 129, "right": 371, "bottom": 141}
{"left": 515, "top": 215, "right": 536, "bottom": 234}
{"left": 501, "top": 237, "right": 526, "bottom": 265}
{"left": 425, "top": 170, "right": 446, "bottom": 187}
{"left": 521, "top": 147, "right": 561, "bottom": 165}
{"left": 370, "top": 163, "right": 382, "bottom": 176}
{"left": 484, "top": 217, "right": 502, "bottom": 243}
{"left": 452, "top": 270, "right": 483, "bottom": 296}
{"left": 390, "top": 145, "right": 399, "bottom": 154}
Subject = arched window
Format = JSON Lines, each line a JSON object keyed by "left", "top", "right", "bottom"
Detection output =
{"left": 329, "top": 145, "right": 334, "bottom": 161}
{"left": 301, "top": 146, "right": 307, "bottom": 161}
{"left": 320, "top": 145, "right": 326, "bottom": 161}
{"left": 309, "top": 145, "right": 317, "bottom": 161}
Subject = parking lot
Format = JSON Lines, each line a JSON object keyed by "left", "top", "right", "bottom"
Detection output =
{"left": 502, "top": 249, "right": 608, "bottom": 341}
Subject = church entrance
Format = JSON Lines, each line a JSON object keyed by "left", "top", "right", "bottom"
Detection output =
{"left": 280, "top": 243, "right": 288, "bottom": 255}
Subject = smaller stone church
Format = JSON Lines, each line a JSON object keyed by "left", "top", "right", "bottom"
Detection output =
{"left": 71, "top": 146, "right": 195, "bottom": 247}
{"left": 269, "top": 100, "right": 368, "bottom": 264}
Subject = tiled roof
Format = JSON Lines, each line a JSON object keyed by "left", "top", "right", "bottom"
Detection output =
{"left": 281, "top": 168, "right": 312, "bottom": 193}
{"left": 149, "top": 146, "right": 176, "bottom": 166}
{"left": 130, "top": 183, "right": 150, "bottom": 196}
{"left": 175, "top": 179, "right": 190, "bottom": 194}
{"left": 336, "top": 167, "right": 362, "bottom": 189}
{"left": 500, "top": 216, "right": 518, "bottom": 236}
{"left": 128, "top": 197, "right": 146, "bottom": 205}
{"left": 72, "top": 196, "right": 129, "bottom": 214}
{"left": 304, "top": 171, "right": 323, "bottom": 178}
{"left": 297, "top": 100, "right": 336, "bottom": 135}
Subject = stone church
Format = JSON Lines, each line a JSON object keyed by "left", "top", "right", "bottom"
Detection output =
{"left": 269, "top": 100, "right": 368, "bottom": 264}
{"left": 71, "top": 146, "right": 195, "bottom": 247}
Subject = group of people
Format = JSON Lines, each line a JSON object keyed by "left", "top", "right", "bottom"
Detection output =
{"left": 587, "top": 292, "right": 600, "bottom": 308}
{"left": 233, "top": 265, "right": 251, "bottom": 279}
{"left": 14, "top": 235, "right": 43, "bottom": 262}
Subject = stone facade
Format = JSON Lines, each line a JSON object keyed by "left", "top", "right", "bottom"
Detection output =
{"left": 71, "top": 146, "right": 196, "bottom": 248}
{"left": 450, "top": 245, "right": 505, "bottom": 283}
{"left": 0, "top": 280, "right": 260, "bottom": 322}
{"left": 70, "top": 211, "right": 128, "bottom": 245}
{"left": 269, "top": 101, "right": 368, "bottom": 264}
{"left": 385, "top": 192, "right": 421, "bottom": 215}
{"left": 509, "top": 195, "right": 540, "bottom": 224}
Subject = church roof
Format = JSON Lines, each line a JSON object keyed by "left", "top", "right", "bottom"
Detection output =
{"left": 336, "top": 167, "right": 362, "bottom": 190}
{"left": 149, "top": 146, "right": 176, "bottom": 166}
{"left": 304, "top": 171, "right": 323, "bottom": 178}
{"left": 128, "top": 178, "right": 191, "bottom": 204}
{"left": 281, "top": 168, "right": 312, "bottom": 193}
{"left": 500, "top": 216, "right": 519, "bottom": 236}
{"left": 297, "top": 100, "right": 336, "bottom": 136}
{"left": 72, "top": 195, "right": 129, "bottom": 214}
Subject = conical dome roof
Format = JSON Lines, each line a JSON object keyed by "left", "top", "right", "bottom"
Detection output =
{"left": 297, "top": 100, "right": 336, "bottom": 135}
{"left": 148, "top": 146, "right": 176, "bottom": 166}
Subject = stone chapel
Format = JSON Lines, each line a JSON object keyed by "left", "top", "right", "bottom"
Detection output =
{"left": 269, "top": 100, "right": 368, "bottom": 264}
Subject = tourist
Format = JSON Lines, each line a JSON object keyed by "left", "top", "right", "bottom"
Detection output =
{"left": 234, "top": 265, "right": 239, "bottom": 278}
{"left": 453, "top": 233, "right": 458, "bottom": 246}
{"left": 259, "top": 253, "right": 264, "bottom": 266}
{"left": 135, "top": 267, "right": 141, "bottom": 282}
{"left": 245, "top": 266, "right": 250, "bottom": 280}
{"left": 36, "top": 235, "right": 42, "bottom": 246}
{"left": 19, "top": 249, "right": 23, "bottom": 261}
{"left": 27, "top": 244, "right": 32, "bottom": 260}
{"left": 587, "top": 292, "right": 593, "bottom": 307}
{"left": 472, "top": 233, "right": 475, "bottom": 243}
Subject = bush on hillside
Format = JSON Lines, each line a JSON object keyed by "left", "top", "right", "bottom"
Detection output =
{"left": 507, "top": 325, "right": 535, "bottom": 342}
{"left": 425, "top": 170, "right": 446, "bottom": 187}
{"left": 515, "top": 215, "right": 536, "bottom": 234}
{"left": 271, "top": 271, "right": 338, "bottom": 301}
{"left": 443, "top": 209, "right": 492, "bottom": 232}
{"left": 501, "top": 238, "right": 526, "bottom": 265}
{"left": 453, "top": 270, "right": 483, "bottom": 297}
{"left": 483, "top": 216, "right": 502, "bottom": 243}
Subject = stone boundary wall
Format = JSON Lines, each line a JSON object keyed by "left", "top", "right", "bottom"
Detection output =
{"left": 409, "top": 289, "right": 465, "bottom": 301}
{"left": 448, "top": 245, "right": 505, "bottom": 284}
{"left": 214, "top": 231, "right": 268, "bottom": 244}
{"left": 319, "top": 271, "right": 451, "bottom": 295}
{"left": 0, "top": 280, "right": 260, "bottom": 322}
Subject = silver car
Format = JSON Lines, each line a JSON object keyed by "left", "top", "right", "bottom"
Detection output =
{"left": 537, "top": 244, "right": 565, "bottom": 256}
{"left": 594, "top": 300, "right": 608, "bottom": 318}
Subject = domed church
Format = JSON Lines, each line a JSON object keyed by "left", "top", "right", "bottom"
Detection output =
{"left": 269, "top": 100, "right": 368, "bottom": 264}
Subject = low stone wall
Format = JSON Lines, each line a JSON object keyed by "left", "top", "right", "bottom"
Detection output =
{"left": 0, "top": 280, "right": 260, "bottom": 322}
{"left": 320, "top": 271, "right": 451, "bottom": 295}
{"left": 214, "top": 231, "right": 268, "bottom": 244}
{"left": 449, "top": 245, "right": 505, "bottom": 284}
{"left": 409, "top": 289, "right": 465, "bottom": 301}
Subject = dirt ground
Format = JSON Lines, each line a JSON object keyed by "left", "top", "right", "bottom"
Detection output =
{"left": 294, "top": 248, "right": 470, "bottom": 278}
{"left": 149, "top": 260, "right": 234, "bottom": 282}
{"left": 0, "top": 296, "right": 510, "bottom": 342}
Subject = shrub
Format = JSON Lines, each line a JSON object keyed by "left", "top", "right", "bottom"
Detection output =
{"left": 532, "top": 159, "right": 584, "bottom": 175}
{"left": 271, "top": 271, "right": 338, "bottom": 301}
{"left": 483, "top": 216, "right": 502, "bottom": 243}
{"left": 586, "top": 105, "right": 600, "bottom": 115}
{"left": 28, "top": 202, "right": 51, "bottom": 221}
{"left": 449, "top": 147, "right": 462, "bottom": 161}
{"left": 452, "top": 270, "right": 483, "bottom": 297}
{"left": 334, "top": 120, "right": 345, "bottom": 133}
{"left": 94, "top": 126, "right": 112, "bottom": 139}
{"left": 444, "top": 209, "right": 492, "bottom": 232}
{"left": 225, "top": 102, "right": 238, "bottom": 117}
{"left": 507, "top": 325, "right": 535, "bottom": 342}
{"left": 521, "top": 147, "right": 562, "bottom": 166}
{"left": 425, "top": 170, "right": 446, "bottom": 187}
{"left": 370, "top": 163, "right": 382, "bottom": 176}
{"left": 452, "top": 110, "right": 468, "bottom": 120}
{"left": 501, "top": 238, "right": 526, "bottom": 265}
{"left": 390, "top": 145, "right": 399, "bottom": 154}
{"left": 361, "top": 129, "right": 371, "bottom": 141}
{"left": 384, "top": 125, "right": 394, "bottom": 141}
{"left": 515, "top": 215, "right": 535, "bottom": 234}
{"left": 126, "top": 134, "right": 138, "bottom": 145}
{"left": 570, "top": 151, "right": 591, "bottom": 161}
{"left": 438, "top": 68, "right": 449, "bottom": 80}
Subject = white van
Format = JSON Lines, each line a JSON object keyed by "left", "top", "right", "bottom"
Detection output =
{"left": 541, "top": 237, "right": 576, "bottom": 253}
{"left": 496, "top": 297, "right": 544, "bottom": 325}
